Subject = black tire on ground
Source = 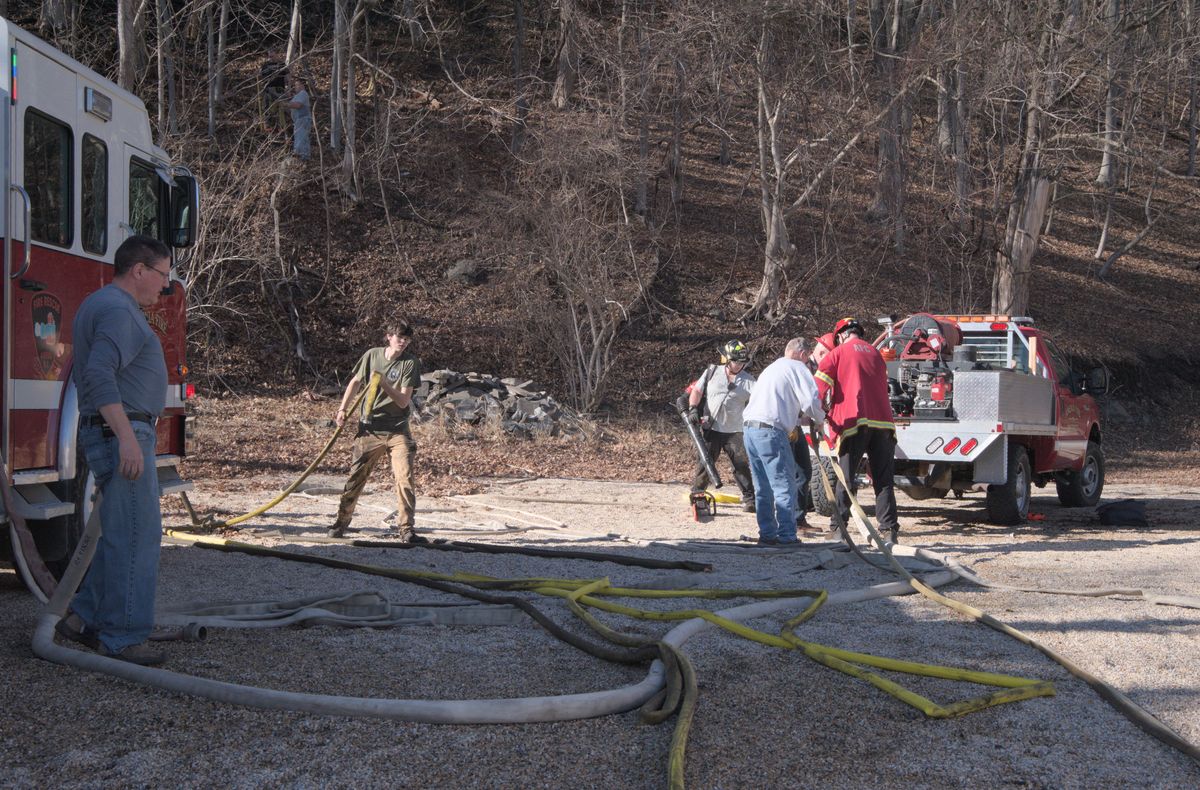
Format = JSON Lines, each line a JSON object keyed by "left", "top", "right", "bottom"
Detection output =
{"left": 1056, "top": 440, "right": 1105, "bottom": 507}
{"left": 986, "top": 442, "right": 1032, "bottom": 525}
{"left": 808, "top": 451, "right": 836, "bottom": 518}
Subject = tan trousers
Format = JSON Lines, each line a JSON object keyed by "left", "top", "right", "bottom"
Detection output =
{"left": 335, "top": 427, "right": 416, "bottom": 528}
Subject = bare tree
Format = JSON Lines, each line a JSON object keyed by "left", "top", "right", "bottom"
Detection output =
{"left": 992, "top": 0, "right": 1081, "bottom": 316}
{"left": 552, "top": 0, "right": 579, "bottom": 109}
{"left": 864, "top": 0, "right": 928, "bottom": 252}
{"left": 287, "top": 0, "right": 303, "bottom": 62}
{"left": 742, "top": 16, "right": 795, "bottom": 321}
{"left": 117, "top": 0, "right": 140, "bottom": 92}
{"left": 331, "top": 0, "right": 349, "bottom": 152}
{"left": 1096, "top": 0, "right": 1126, "bottom": 186}
{"left": 512, "top": 0, "right": 530, "bottom": 153}
{"left": 401, "top": 0, "right": 424, "bottom": 47}
{"left": 155, "top": 0, "right": 179, "bottom": 140}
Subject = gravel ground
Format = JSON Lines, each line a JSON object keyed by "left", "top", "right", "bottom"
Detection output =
{"left": 2, "top": 474, "right": 1198, "bottom": 788}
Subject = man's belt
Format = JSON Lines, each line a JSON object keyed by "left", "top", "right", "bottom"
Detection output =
{"left": 81, "top": 412, "right": 158, "bottom": 428}
{"left": 743, "top": 419, "right": 778, "bottom": 431}
{"left": 360, "top": 416, "right": 408, "bottom": 431}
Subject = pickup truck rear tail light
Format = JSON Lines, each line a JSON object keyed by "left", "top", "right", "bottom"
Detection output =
{"left": 944, "top": 438, "right": 962, "bottom": 454}
{"left": 960, "top": 438, "right": 978, "bottom": 455}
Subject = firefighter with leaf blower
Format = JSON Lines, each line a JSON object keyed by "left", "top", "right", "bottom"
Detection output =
{"left": 684, "top": 340, "right": 757, "bottom": 511}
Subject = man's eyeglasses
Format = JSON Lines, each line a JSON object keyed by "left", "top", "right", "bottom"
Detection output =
{"left": 143, "top": 262, "right": 171, "bottom": 282}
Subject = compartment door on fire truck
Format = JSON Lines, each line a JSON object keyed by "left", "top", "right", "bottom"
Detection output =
{"left": 7, "top": 36, "right": 81, "bottom": 471}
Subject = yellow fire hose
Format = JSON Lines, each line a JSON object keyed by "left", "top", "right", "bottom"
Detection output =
{"left": 163, "top": 529, "right": 1055, "bottom": 789}
{"left": 816, "top": 449, "right": 1200, "bottom": 763}
{"left": 182, "top": 373, "right": 381, "bottom": 530}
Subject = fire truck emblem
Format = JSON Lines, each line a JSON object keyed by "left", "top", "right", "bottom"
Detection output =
{"left": 32, "top": 293, "right": 69, "bottom": 379}
{"left": 146, "top": 310, "right": 169, "bottom": 336}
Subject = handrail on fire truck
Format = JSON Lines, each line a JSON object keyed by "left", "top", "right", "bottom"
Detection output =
{"left": 7, "top": 184, "right": 30, "bottom": 279}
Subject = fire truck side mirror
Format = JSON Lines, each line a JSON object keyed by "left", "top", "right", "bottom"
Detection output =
{"left": 1085, "top": 366, "right": 1110, "bottom": 395}
{"left": 170, "top": 174, "right": 199, "bottom": 248}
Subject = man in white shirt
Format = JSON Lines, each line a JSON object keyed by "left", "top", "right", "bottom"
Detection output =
{"left": 742, "top": 338, "right": 825, "bottom": 545}
{"left": 686, "top": 340, "right": 756, "bottom": 509}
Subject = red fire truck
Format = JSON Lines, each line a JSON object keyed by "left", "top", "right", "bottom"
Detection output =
{"left": 0, "top": 18, "right": 197, "bottom": 577}
{"left": 874, "top": 313, "right": 1108, "bottom": 524}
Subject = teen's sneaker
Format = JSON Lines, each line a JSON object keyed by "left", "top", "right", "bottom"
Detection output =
{"left": 756, "top": 536, "right": 779, "bottom": 546}
{"left": 55, "top": 611, "right": 99, "bottom": 650}
{"left": 100, "top": 642, "right": 167, "bottom": 666}
{"left": 742, "top": 501, "right": 756, "bottom": 513}
{"left": 327, "top": 523, "right": 349, "bottom": 538}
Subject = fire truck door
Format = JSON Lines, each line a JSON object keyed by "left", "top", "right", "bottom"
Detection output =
{"left": 1042, "top": 340, "right": 1087, "bottom": 469}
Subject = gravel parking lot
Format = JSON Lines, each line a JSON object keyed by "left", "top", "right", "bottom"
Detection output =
{"left": 2, "top": 475, "right": 1198, "bottom": 788}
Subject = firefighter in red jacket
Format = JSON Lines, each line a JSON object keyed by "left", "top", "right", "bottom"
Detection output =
{"left": 814, "top": 317, "right": 901, "bottom": 543}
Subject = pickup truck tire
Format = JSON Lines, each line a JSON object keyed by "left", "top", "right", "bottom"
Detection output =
{"left": 986, "top": 443, "right": 1031, "bottom": 525}
{"left": 1056, "top": 441, "right": 1105, "bottom": 507}
{"left": 808, "top": 451, "right": 836, "bottom": 517}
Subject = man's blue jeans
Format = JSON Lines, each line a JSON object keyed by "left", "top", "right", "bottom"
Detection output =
{"left": 743, "top": 425, "right": 799, "bottom": 542}
{"left": 71, "top": 422, "right": 162, "bottom": 653}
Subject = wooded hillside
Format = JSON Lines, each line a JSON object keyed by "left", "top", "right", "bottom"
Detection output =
{"left": 9, "top": 1, "right": 1200, "bottom": 436}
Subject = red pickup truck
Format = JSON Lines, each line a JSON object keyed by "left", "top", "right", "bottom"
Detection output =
{"left": 829, "top": 314, "right": 1108, "bottom": 525}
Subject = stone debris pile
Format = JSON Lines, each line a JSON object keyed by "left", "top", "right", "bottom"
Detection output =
{"left": 412, "top": 370, "right": 583, "bottom": 438}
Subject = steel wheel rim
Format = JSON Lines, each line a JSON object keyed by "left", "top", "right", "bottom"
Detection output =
{"left": 1080, "top": 455, "right": 1100, "bottom": 499}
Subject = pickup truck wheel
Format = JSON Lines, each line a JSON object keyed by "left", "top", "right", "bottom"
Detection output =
{"left": 808, "top": 451, "right": 836, "bottom": 517}
{"left": 986, "top": 444, "right": 1031, "bottom": 525}
{"left": 1056, "top": 441, "right": 1105, "bottom": 507}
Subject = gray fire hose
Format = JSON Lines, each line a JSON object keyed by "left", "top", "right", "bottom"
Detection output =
{"left": 32, "top": 481, "right": 956, "bottom": 722}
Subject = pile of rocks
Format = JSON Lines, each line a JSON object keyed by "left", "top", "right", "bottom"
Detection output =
{"left": 412, "top": 370, "right": 583, "bottom": 438}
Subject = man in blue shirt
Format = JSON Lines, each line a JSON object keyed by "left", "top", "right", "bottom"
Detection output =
{"left": 56, "top": 235, "right": 171, "bottom": 666}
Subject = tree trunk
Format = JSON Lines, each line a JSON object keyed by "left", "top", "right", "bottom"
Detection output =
{"left": 952, "top": 55, "right": 970, "bottom": 227}
{"left": 865, "top": 0, "right": 922, "bottom": 253}
{"left": 402, "top": 0, "right": 424, "bottom": 46}
{"left": 633, "top": 0, "right": 652, "bottom": 219}
{"left": 287, "top": 0, "right": 302, "bottom": 63}
{"left": 206, "top": 6, "right": 215, "bottom": 138}
{"left": 551, "top": 0, "right": 578, "bottom": 109}
{"left": 1188, "top": 2, "right": 1197, "bottom": 177}
{"left": 991, "top": 172, "right": 1051, "bottom": 316}
{"left": 991, "top": 0, "right": 1079, "bottom": 315}
{"left": 155, "top": 0, "right": 166, "bottom": 140}
{"left": 40, "top": 0, "right": 74, "bottom": 49}
{"left": 1096, "top": 0, "right": 1122, "bottom": 186}
{"left": 331, "top": 0, "right": 348, "bottom": 152}
{"left": 668, "top": 55, "right": 686, "bottom": 212}
{"left": 936, "top": 63, "right": 954, "bottom": 155}
{"left": 342, "top": 2, "right": 364, "bottom": 199}
{"left": 512, "top": 0, "right": 529, "bottom": 153}
{"left": 214, "top": 0, "right": 229, "bottom": 103}
{"left": 117, "top": 0, "right": 138, "bottom": 92}
{"left": 744, "top": 23, "right": 795, "bottom": 322}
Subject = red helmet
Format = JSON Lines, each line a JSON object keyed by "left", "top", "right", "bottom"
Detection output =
{"left": 816, "top": 332, "right": 836, "bottom": 351}
{"left": 832, "top": 317, "right": 863, "bottom": 343}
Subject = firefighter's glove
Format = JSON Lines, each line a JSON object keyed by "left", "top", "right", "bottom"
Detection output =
{"left": 687, "top": 407, "right": 701, "bottom": 424}
{"left": 788, "top": 428, "right": 800, "bottom": 443}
